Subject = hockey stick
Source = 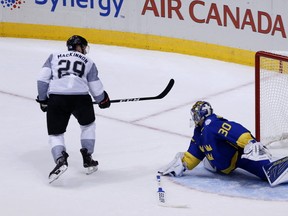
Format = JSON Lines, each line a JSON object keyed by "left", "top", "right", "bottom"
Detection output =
{"left": 156, "top": 174, "right": 166, "bottom": 204}
{"left": 93, "top": 79, "right": 174, "bottom": 104}
{"left": 156, "top": 174, "right": 189, "bottom": 208}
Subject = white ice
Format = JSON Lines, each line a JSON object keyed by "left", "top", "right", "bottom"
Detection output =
{"left": 0, "top": 37, "right": 287, "bottom": 216}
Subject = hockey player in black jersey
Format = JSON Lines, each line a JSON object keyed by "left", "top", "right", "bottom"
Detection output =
{"left": 36, "top": 35, "right": 111, "bottom": 183}
{"left": 159, "top": 101, "right": 288, "bottom": 187}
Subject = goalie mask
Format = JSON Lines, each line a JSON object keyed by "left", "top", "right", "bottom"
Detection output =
{"left": 190, "top": 101, "right": 213, "bottom": 126}
{"left": 66, "top": 35, "right": 89, "bottom": 54}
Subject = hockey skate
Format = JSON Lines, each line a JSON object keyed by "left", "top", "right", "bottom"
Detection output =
{"left": 48, "top": 151, "right": 69, "bottom": 183}
{"left": 80, "top": 148, "right": 98, "bottom": 175}
{"left": 263, "top": 156, "right": 288, "bottom": 187}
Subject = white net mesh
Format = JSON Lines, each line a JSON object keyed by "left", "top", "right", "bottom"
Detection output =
{"left": 257, "top": 51, "right": 288, "bottom": 147}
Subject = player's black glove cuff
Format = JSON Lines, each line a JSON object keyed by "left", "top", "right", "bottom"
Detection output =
{"left": 36, "top": 96, "right": 48, "bottom": 112}
{"left": 98, "top": 91, "right": 110, "bottom": 109}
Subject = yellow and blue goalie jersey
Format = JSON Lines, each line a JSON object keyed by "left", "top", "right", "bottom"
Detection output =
{"left": 184, "top": 114, "right": 255, "bottom": 174}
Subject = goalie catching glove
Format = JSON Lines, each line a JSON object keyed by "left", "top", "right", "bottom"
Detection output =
{"left": 158, "top": 152, "right": 187, "bottom": 177}
{"left": 241, "top": 141, "right": 272, "bottom": 161}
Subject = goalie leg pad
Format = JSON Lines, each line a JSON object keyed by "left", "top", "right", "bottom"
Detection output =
{"left": 263, "top": 156, "right": 288, "bottom": 187}
{"left": 203, "top": 157, "right": 217, "bottom": 173}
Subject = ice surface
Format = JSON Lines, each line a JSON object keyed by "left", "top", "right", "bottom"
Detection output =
{"left": 0, "top": 37, "right": 287, "bottom": 216}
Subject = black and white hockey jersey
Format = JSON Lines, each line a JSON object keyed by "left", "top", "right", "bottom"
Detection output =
{"left": 37, "top": 51, "right": 105, "bottom": 103}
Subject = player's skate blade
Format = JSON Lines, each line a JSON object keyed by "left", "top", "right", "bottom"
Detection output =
{"left": 80, "top": 148, "right": 98, "bottom": 175}
{"left": 48, "top": 165, "right": 68, "bottom": 183}
{"left": 48, "top": 151, "right": 69, "bottom": 183}
{"left": 86, "top": 165, "right": 98, "bottom": 175}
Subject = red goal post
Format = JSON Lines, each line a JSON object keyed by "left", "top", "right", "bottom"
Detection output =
{"left": 255, "top": 51, "right": 288, "bottom": 146}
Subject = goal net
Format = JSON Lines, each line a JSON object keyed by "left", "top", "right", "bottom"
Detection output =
{"left": 255, "top": 51, "right": 288, "bottom": 147}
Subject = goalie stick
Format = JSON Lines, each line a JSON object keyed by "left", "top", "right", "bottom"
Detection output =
{"left": 156, "top": 174, "right": 166, "bottom": 204}
{"left": 93, "top": 79, "right": 174, "bottom": 104}
{"left": 156, "top": 174, "right": 189, "bottom": 208}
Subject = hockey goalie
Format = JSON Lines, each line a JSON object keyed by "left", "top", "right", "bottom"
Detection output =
{"left": 158, "top": 101, "right": 288, "bottom": 187}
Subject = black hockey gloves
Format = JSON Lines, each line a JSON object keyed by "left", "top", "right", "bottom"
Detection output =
{"left": 98, "top": 91, "right": 110, "bottom": 109}
{"left": 36, "top": 96, "right": 48, "bottom": 112}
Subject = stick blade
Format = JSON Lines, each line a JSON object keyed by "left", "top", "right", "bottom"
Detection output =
{"left": 97, "top": 78, "right": 175, "bottom": 104}
{"left": 158, "top": 203, "right": 190, "bottom": 208}
{"left": 156, "top": 79, "right": 175, "bottom": 99}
